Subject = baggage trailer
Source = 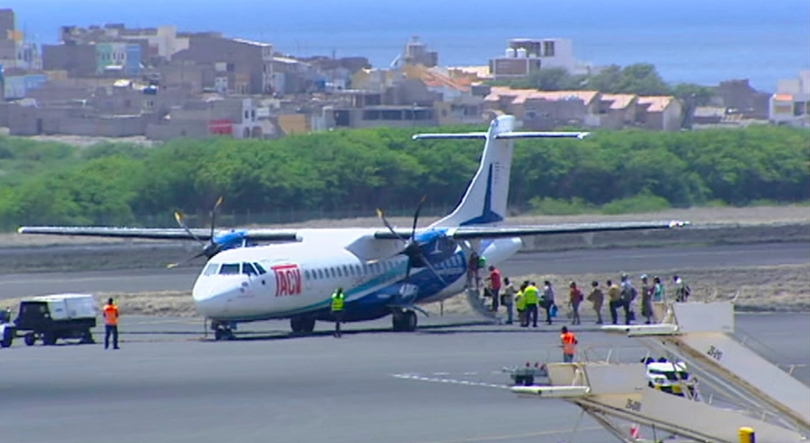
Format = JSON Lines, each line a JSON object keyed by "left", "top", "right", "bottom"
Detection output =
{"left": 502, "top": 362, "right": 549, "bottom": 386}
{"left": 11, "top": 294, "right": 98, "bottom": 346}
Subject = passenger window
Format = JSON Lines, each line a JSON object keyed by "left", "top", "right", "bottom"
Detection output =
{"left": 254, "top": 263, "right": 267, "bottom": 275}
{"left": 242, "top": 262, "right": 258, "bottom": 276}
{"left": 305, "top": 270, "right": 311, "bottom": 280}
{"left": 337, "top": 267, "right": 343, "bottom": 277}
{"left": 318, "top": 269, "right": 324, "bottom": 279}
{"left": 203, "top": 263, "right": 219, "bottom": 276}
{"left": 330, "top": 268, "right": 336, "bottom": 278}
{"left": 219, "top": 263, "right": 240, "bottom": 275}
{"left": 343, "top": 265, "right": 349, "bottom": 276}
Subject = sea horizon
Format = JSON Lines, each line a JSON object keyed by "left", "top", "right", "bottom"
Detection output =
{"left": 4, "top": 0, "right": 810, "bottom": 92}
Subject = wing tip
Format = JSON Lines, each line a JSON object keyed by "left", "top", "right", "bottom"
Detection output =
{"left": 668, "top": 220, "right": 691, "bottom": 228}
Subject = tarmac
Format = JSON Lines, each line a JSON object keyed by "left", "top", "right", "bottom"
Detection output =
{"left": 2, "top": 242, "right": 808, "bottom": 298}
{"left": 1, "top": 313, "right": 808, "bottom": 443}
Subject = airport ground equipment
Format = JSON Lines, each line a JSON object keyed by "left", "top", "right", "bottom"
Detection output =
{"left": 12, "top": 294, "right": 98, "bottom": 346}
{"left": 502, "top": 362, "right": 549, "bottom": 386}
{"left": 603, "top": 301, "right": 810, "bottom": 436}
{"left": 512, "top": 361, "right": 807, "bottom": 443}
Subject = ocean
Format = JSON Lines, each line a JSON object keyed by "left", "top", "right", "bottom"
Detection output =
{"left": 6, "top": 0, "right": 810, "bottom": 92}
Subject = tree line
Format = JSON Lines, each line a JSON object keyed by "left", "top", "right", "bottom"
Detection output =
{"left": 0, "top": 124, "right": 807, "bottom": 230}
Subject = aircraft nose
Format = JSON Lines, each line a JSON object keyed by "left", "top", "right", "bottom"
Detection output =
{"left": 192, "top": 279, "right": 241, "bottom": 317}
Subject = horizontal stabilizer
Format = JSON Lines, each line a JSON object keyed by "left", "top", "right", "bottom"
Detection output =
{"left": 411, "top": 132, "right": 487, "bottom": 140}
{"left": 411, "top": 131, "right": 590, "bottom": 140}
{"left": 494, "top": 131, "right": 590, "bottom": 140}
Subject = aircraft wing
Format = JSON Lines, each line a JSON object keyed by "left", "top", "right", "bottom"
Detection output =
{"left": 373, "top": 221, "right": 689, "bottom": 240}
{"left": 16, "top": 226, "right": 300, "bottom": 242}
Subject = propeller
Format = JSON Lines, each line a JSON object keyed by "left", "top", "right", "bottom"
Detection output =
{"left": 376, "top": 196, "right": 446, "bottom": 285}
{"left": 167, "top": 196, "right": 225, "bottom": 269}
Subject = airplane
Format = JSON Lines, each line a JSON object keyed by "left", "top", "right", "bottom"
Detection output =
{"left": 17, "top": 115, "right": 689, "bottom": 340}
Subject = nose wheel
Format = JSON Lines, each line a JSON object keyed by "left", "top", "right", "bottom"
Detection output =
{"left": 211, "top": 321, "right": 235, "bottom": 341}
{"left": 290, "top": 317, "right": 316, "bottom": 334}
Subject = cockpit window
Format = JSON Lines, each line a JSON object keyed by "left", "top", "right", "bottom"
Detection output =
{"left": 203, "top": 263, "right": 219, "bottom": 276}
{"left": 242, "top": 262, "right": 258, "bottom": 276}
{"left": 254, "top": 263, "right": 267, "bottom": 275}
{"left": 219, "top": 263, "right": 241, "bottom": 275}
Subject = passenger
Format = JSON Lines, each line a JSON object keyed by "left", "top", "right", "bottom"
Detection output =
{"left": 620, "top": 273, "right": 637, "bottom": 325}
{"left": 673, "top": 275, "right": 690, "bottom": 302}
{"left": 586, "top": 280, "right": 604, "bottom": 324}
{"left": 515, "top": 282, "right": 527, "bottom": 327}
{"left": 331, "top": 287, "right": 345, "bottom": 338}
{"left": 486, "top": 265, "right": 502, "bottom": 311}
{"left": 103, "top": 297, "right": 120, "bottom": 350}
{"left": 501, "top": 277, "right": 515, "bottom": 325}
{"left": 560, "top": 326, "right": 578, "bottom": 363}
{"left": 640, "top": 274, "right": 654, "bottom": 325}
{"left": 653, "top": 276, "right": 664, "bottom": 320}
{"left": 523, "top": 281, "right": 539, "bottom": 328}
{"left": 541, "top": 280, "right": 556, "bottom": 325}
{"left": 568, "top": 281, "right": 583, "bottom": 325}
{"left": 607, "top": 279, "right": 622, "bottom": 325}
{"left": 653, "top": 275, "right": 665, "bottom": 303}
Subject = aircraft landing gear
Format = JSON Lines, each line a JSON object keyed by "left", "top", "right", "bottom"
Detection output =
{"left": 212, "top": 321, "right": 235, "bottom": 341}
{"left": 290, "top": 317, "right": 316, "bottom": 334}
{"left": 392, "top": 309, "right": 417, "bottom": 332}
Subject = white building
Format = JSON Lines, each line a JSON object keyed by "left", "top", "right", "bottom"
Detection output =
{"left": 488, "top": 38, "right": 594, "bottom": 80}
{"left": 769, "top": 70, "right": 810, "bottom": 127}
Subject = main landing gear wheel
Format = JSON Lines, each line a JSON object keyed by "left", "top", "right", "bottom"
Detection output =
{"left": 290, "top": 317, "right": 316, "bottom": 334}
{"left": 392, "top": 310, "right": 417, "bottom": 332}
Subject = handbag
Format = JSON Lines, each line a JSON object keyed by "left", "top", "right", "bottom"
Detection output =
{"left": 550, "top": 304, "right": 558, "bottom": 318}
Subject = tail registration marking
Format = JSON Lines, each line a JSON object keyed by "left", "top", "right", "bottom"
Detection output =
{"left": 273, "top": 264, "right": 302, "bottom": 297}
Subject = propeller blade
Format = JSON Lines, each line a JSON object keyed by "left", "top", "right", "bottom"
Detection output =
{"left": 421, "top": 256, "right": 447, "bottom": 286}
{"left": 376, "top": 208, "right": 408, "bottom": 242}
{"left": 410, "top": 195, "right": 427, "bottom": 241}
{"left": 173, "top": 211, "right": 205, "bottom": 245}
{"left": 209, "top": 196, "right": 223, "bottom": 239}
{"left": 167, "top": 250, "right": 207, "bottom": 269}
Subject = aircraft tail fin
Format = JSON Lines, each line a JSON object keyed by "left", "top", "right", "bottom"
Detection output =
{"left": 414, "top": 115, "right": 588, "bottom": 228}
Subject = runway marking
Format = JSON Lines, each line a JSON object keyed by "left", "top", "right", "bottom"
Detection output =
{"left": 392, "top": 373, "right": 510, "bottom": 390}
{"left": 404, "top": 427, "right": 604, "bottom": 443}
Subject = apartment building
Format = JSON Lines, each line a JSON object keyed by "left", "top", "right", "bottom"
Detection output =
{"left": 769, "top": 70, "right": 810, "bottom": 127}
{"left": 488, "top": 38, "right": 594, "bottom": 80}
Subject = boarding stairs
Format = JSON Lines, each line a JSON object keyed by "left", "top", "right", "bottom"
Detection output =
{"left": 512, "top": 361, "right": 808, "bottom": 443}
{"left": 602, "top": 301, "right": 810, "bottom": 436}
{"left": 464, "top": 285, "right": 501, "bottom": 323}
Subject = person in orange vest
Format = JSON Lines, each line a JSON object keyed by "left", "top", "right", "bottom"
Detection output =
{"left": 560, "top": 326, "right": 578, "bottom": 363}
{"left": 103, "top": 298, "right": 120, "bottom": 350}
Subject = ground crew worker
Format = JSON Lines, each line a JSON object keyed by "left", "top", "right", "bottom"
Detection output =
{"left": 586, "top": 281, "right": 604, "bottom": 324}
{"left": 467, "top": 252, "right": 479, "bottom": 290}
{"left": 607, "top": 279, "right": 622, "bottom": 325}
{"left": 523, "top": 281, "right": 539, "bottom": 328}
{"left": 103, "top": 297, "right": 119, "bottom": 350}
{"left": 486, "top": 265, "right": 501, "bottom": 311}
{"left": 331, "top": 288, "right": 345, "bottom": 338}
{"left": 515, "top": 283, "right": 526, "bottom": 327}
{"left": 501, "top": 277, "right": 515, "bottom": 324}
{"left": 568, "top": 281, "right": 583, "bottom": 325}
{"left": 560, "top": 326, "right": 578, "bottom": 363}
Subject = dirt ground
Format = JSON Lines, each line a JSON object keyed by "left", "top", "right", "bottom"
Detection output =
{"left": 3, "top": 263, "right": 804, "bottom": 318}
{"left": 2, "top": 205, "right": 808, "bottom": 248}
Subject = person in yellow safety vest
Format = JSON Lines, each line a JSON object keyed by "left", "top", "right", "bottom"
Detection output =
{"left": 331, "top": 288, "right": 345, "bottom": 338}
{"left": 561, "top": 326, "right": 578, "bottom": 362}
{"left": 523, "top": 281, "right": 539, "bottom": 328}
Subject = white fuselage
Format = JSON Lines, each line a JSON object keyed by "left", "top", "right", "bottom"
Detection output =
{"left": 191, "top": 228, "right": 522, "bottom": 323}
